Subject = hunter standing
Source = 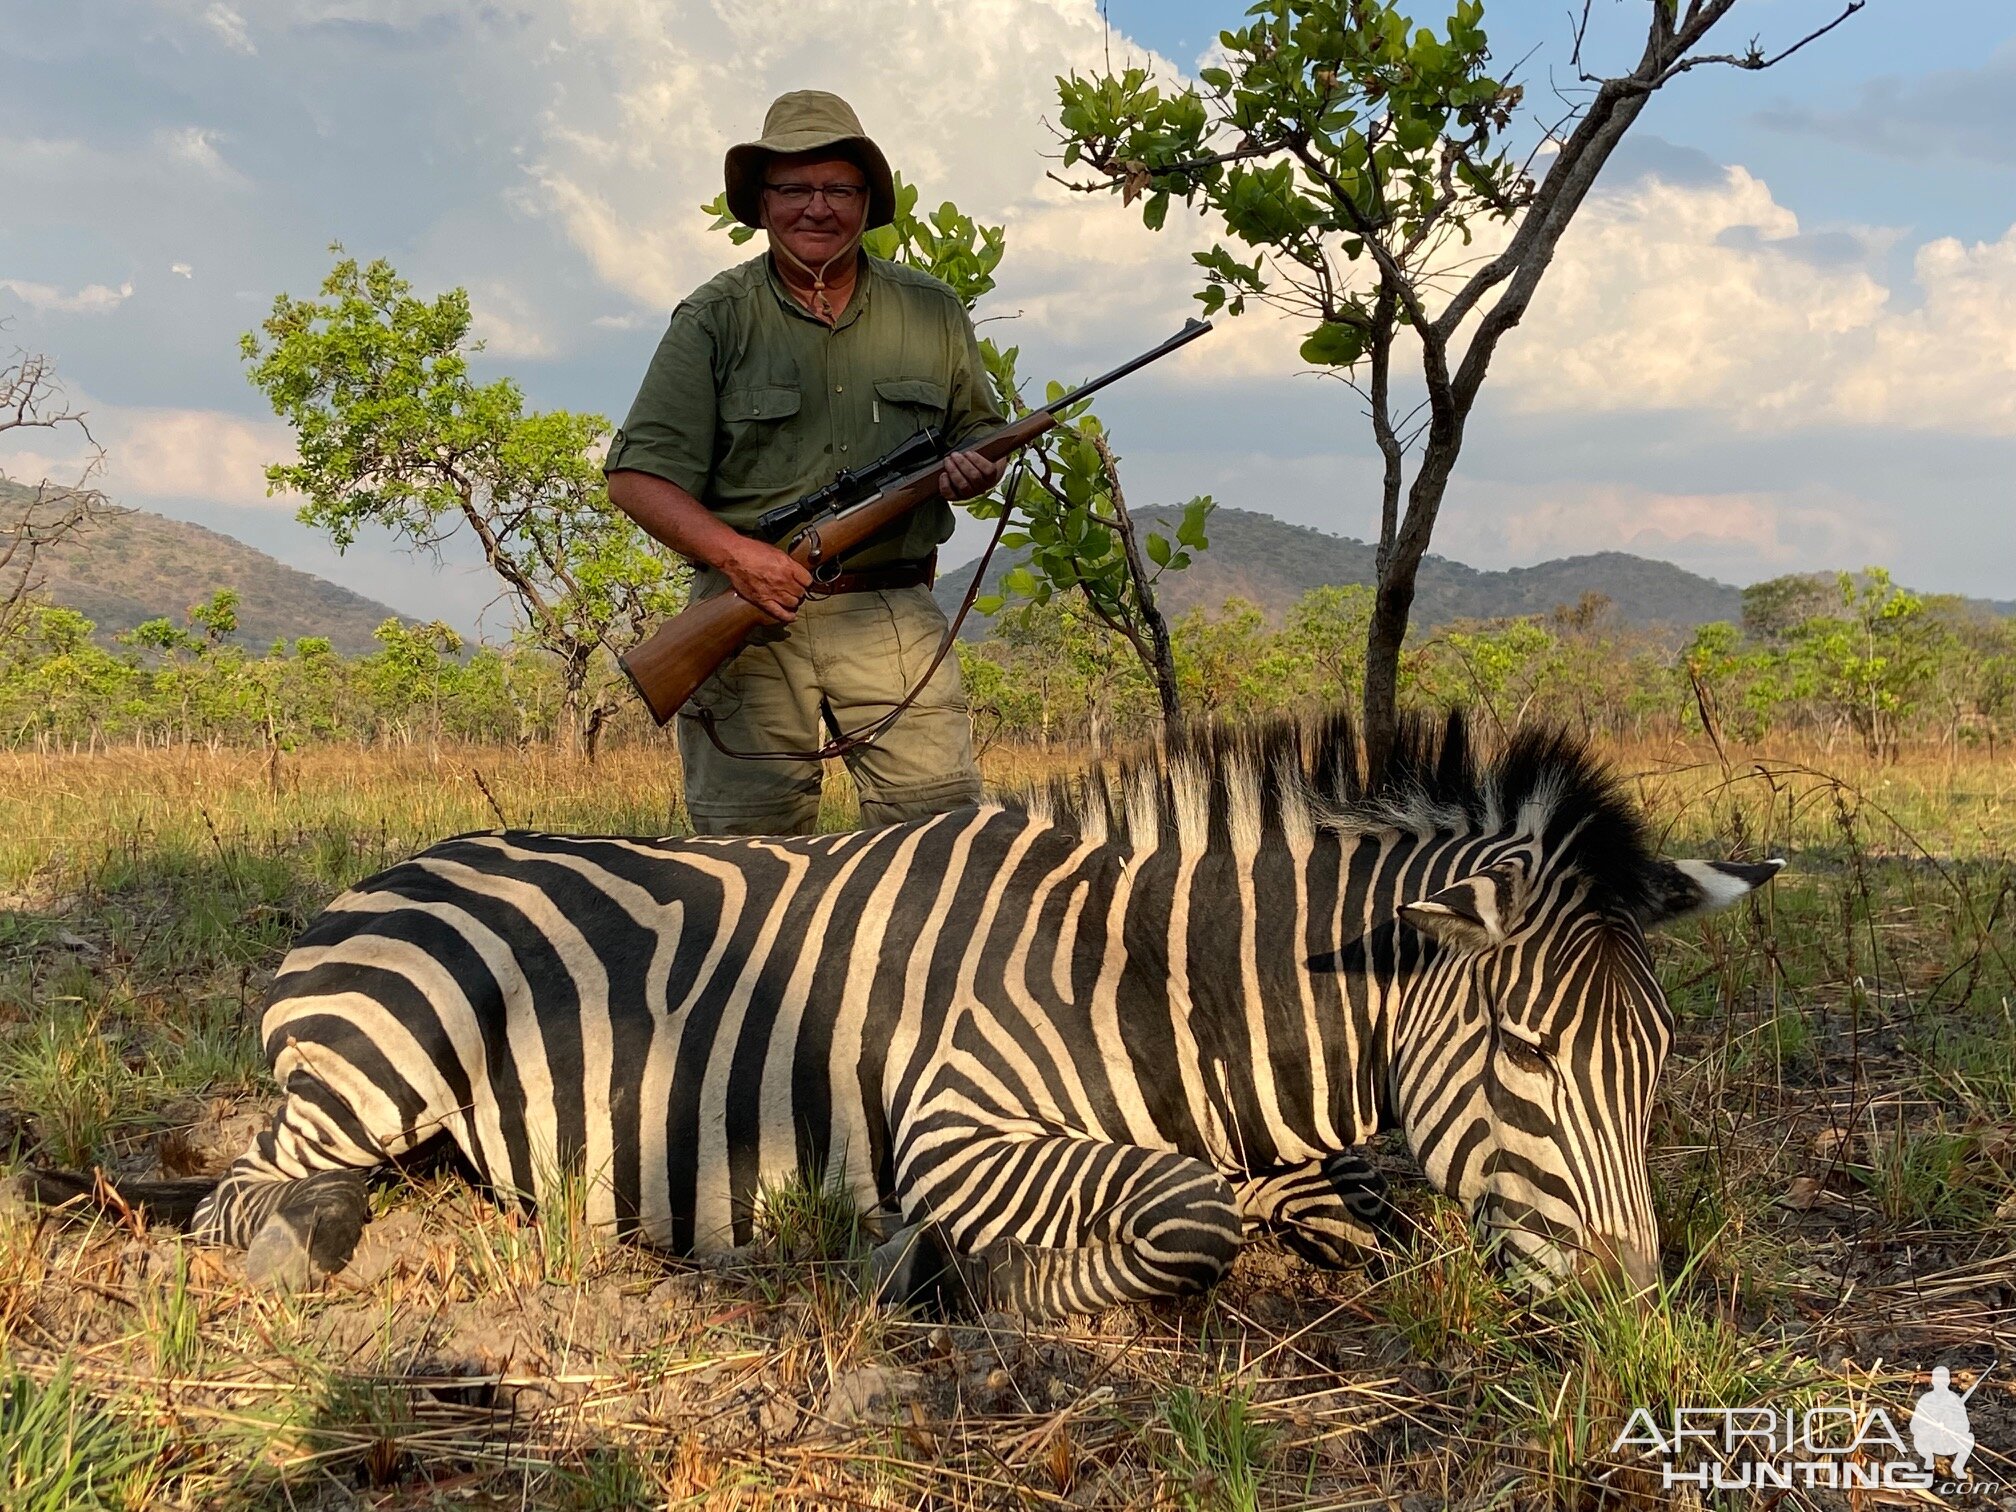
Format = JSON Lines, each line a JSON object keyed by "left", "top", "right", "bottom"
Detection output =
{"left": 606, "top": 91, "right": 1003, "bottom": 835}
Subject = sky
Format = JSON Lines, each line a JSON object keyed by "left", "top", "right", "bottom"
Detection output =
{"left": 2, "top": 0, "right": 2013, "bottom": 636}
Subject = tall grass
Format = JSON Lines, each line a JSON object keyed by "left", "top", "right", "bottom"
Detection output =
{"left": 0, "top": 732, "right": 2009, "bottom": 1507}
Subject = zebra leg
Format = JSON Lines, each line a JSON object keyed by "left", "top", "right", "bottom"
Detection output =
{"left": 1236, "top": 1151, "right": 1392, "bottom": 1268}
{"left": 192, "top": 1071, "right": 387, "bottom": 1288}
{"left": 901, "top": 1133, "right": 1242, "bottom": 1319}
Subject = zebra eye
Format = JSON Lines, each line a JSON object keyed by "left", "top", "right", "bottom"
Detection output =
{"left": 1497, "top": 1028, "right": 1551, "bottom": 1072}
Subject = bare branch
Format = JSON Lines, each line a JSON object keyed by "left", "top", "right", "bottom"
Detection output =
{"left": 1, "top": 342, "right": 117, "bottom": 641}
{"left": 1652, "top": 1, "right": 1864, "bottom": 85}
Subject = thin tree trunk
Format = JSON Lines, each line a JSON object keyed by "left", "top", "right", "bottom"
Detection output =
{"left": 1092, "top": 436, "right": 1183, "bottom": 738}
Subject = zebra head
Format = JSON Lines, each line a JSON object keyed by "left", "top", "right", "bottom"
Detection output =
{"left": 1393, "top": 845, "right": 1781, "bottom": 1295}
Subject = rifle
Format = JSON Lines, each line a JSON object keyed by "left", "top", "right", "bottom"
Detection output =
{"left": 620, "top": 317, "right": 1213, "bottom": 724}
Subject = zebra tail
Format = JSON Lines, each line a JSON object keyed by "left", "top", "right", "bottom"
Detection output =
{"left": 2, "top": 1167, "right": 220, "bottom": 1230}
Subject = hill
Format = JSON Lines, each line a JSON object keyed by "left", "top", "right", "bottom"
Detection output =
{"left": 936, "top": 505, "right": 1746, "bottom": 635}
{"left": 3, "top": 486, "right": 411, "bottom": 655}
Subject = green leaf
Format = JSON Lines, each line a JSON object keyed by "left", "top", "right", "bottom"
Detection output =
{"left": 1003, "top": 567, "right": 1038, "bottom": 597}
{"left": 1146, "top": 533, "right": 1173, "bottom": 567}
{"left": 1298, "top": 321, "right": 1365, "bottom": 367}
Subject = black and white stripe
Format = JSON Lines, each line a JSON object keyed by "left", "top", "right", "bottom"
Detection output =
{"left": 185, "top": 710, "right": 1779, "bottom": 1310}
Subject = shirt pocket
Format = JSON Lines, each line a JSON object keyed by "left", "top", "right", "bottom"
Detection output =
{"left": 718, "top": 384, "right": 804, "bottom": 491}
{"left": 873, "top": 377, "right": 950, "bottom": 442}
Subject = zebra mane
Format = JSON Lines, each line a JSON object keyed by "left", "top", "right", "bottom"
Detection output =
{"left": 1009, "top": 708, "right": 1666, "bottom": 915}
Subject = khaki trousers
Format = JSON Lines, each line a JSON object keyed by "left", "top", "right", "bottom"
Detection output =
{"left": 675, "top": 574, "right": 982, "bottom": 835}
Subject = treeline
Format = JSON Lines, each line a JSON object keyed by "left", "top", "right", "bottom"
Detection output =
{"left": 1, "top": 593, "right": 565, "bottom": 751}
{"left": 4, "top": 570, "right": 2012, "bottom": 758}
{"left": 963, "top": 569, "right": 2016, "bottom": 757}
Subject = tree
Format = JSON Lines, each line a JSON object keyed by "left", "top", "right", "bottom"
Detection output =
{"left": 242, "top": 251, "right": 684, "bottom": 754}
{"left": 1742, "top": 572, "right": 1837, "bottom": 644}
{"left": 1, "top": 342, "right": 115, "bottom": 646}
{"left": 1788, "top": 568, "right": 1940, "bottom": 760}
{"left": 705, "top": 179, "right": 1215, "bottom": 735}
{"left": 361, "top": 617, "right": 465, "bottom": 746}
{"left": 1283, "top": 583, "right": 1375, "bottom": 711}
{"left": 1054, "top": 0, "right": 1860, "bottom": 775}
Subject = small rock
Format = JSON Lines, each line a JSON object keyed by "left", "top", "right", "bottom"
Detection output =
{"left": 824, "top": 1365, "right": 924, "bottom": 1426}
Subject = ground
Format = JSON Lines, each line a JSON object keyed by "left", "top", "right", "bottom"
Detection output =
{"left": 1, "top": 737, "right": 2012, "bottom": 1509}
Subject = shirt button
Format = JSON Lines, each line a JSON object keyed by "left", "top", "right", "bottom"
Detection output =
{"left": 835, "top": 384, "right": 844, "bottom": 393}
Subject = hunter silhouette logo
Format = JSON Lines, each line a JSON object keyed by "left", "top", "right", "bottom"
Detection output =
{"left": 1613, "top": 1360, "right": 1997, "bottom": 1493}
{"left": 1912, "top": 1363, "right": 1990, "bottom": 1477}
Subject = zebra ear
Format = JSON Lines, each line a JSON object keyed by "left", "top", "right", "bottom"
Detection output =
{"left": 1640, "top": 858, "right": 1785, "bottom": 927}
{"left": 1400, "top": 862, "right": 1527, "bottom": 953}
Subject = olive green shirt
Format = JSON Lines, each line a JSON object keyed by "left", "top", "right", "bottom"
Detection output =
{"left": 606, "top": 252, "right": 1002, "bottom": 569}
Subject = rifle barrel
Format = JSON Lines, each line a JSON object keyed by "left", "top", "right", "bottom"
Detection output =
{"left": 1040, "top": 318, "right": 1212, "bottom": 416}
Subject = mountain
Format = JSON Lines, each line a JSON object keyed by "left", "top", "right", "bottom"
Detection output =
{"left": 936, "top": 505, "right": 1746, "bottom": 635}
{"left": 3, "top": 488, "right": 411, "bottom": 655}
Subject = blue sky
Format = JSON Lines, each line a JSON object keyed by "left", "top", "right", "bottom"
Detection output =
{"left": 3, "top": 0, "right": 2012, "bottom": 634}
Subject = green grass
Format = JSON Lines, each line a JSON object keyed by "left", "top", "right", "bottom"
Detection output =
{"left": 751, "top": 1165, "right": 873, "bottom": 1266}
{"left": 1153, "top": 1383, "right": 1275, "bottom": 1512}
{"left": 0, "top": 1005, "right": 154, "bottom": 1167}
{"left": 0, "top": 738, "right": 2011, "bottom": 1507}
{"left": 0, "top": 1359, "right": 168, "bottom": 1512}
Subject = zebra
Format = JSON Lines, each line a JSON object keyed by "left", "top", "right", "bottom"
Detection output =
{"left": 14, "top": 711, "right": 1779, "bottom": 1314}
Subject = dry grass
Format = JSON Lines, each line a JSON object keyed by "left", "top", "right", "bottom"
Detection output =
{"left": 1, "top": 733, "right": 2013, "bottom": 1508}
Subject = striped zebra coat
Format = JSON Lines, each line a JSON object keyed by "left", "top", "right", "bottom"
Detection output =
{"left": 30, "top": 712, "right": 1779, "bottom": 1312}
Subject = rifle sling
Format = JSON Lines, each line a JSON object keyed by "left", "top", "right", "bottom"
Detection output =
{"left": 690, "top": 460, "right": 1024, "bottom": 765}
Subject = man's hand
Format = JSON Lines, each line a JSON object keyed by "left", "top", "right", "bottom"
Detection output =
{"left": 719, "top": 538, "right": 813, "bottom": 624}
{"left": 938, "top": 448, "right": 1006, "bottom": 501}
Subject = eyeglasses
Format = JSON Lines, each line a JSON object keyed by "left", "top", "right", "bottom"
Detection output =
{"left": 762, "top": 182, "right": 867, "bottom": 208}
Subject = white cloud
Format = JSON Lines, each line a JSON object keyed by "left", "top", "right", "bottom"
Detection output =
{"left": 0, "top": 278, "right": 135, "bottom": 315}
{"left": 4, "top": 405, "right": 303, "bottom": 510}
{"left": 203, "top": 2, "right": 256, "bottom": 55}
{"left": 1497, "top": 165, "right": 2016, "bottom": 436}
{"left": 156, "top": 127, "right": 247, "bottom": 186}
{"left": 170, "top": 262, "right": 194, "bottom": 278}
{"left": 107, "top": 408, "right": 299, "bottom": 507}
{"left": 1439, "top": 481, "right": 1896, "bottom": 577}
{"left": 468, "top": 282, "right": 555, "bottom": 359}
{"left": 525, "top": 0, "right": 1182, "bottom": 319}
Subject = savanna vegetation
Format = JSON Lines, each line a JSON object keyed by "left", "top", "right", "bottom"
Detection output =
{"left": 4, "top": 566, "right": 2011, "bottom": 769}
{"left": 0, "top": 723, "right": 2010, "bottom": 1507}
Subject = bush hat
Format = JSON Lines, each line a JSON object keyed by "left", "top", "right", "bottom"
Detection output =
{"left": 724, "top": 91, "right": 896, "bottom": 231}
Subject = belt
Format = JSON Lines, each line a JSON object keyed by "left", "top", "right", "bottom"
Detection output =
{"left": 813, "top": 551, "right": 937, "bottom": 595}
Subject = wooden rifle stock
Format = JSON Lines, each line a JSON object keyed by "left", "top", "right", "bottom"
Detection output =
{"left": 620, "top": 410, "right": 1056, "bottom": 724}
{"left": 618, "top": 317, "right": 1212, "bottom": 725}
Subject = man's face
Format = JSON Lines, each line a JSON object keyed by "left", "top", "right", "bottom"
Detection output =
{"left": 762, "top": 152, "right": 869, "bottom": 269}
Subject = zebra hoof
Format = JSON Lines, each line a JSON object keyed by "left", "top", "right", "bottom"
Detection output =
{"left": 243, "top": 1171, "right": 370, "bottom": 1289}
{"left": 870, "top": 1222, "right": 981, "bottom": 1316}
{"left": 245, "top": 1215, "right": 317, "bottom": 1290}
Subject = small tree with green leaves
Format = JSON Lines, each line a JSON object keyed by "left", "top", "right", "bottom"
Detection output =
{"left": 242, "top": 251, "right": 684, "bottom": 754}
{"left": 705, "top": 179, "right": 1213, "bottom": 734}
{"left": 1789, "top": 568, "right": 1942, "bottom": 760}
{"left": 1055, "top": 0, "right": 1860, "bottom": 774}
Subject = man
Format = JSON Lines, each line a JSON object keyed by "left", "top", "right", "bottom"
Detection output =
{"left": 605, "top": 91, "right": 1003, "bottom": 835}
